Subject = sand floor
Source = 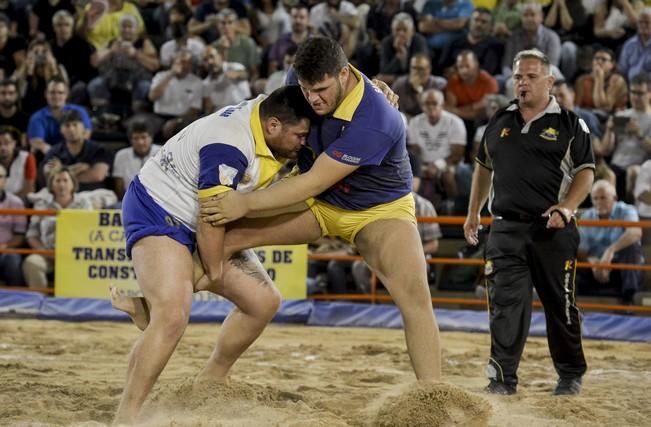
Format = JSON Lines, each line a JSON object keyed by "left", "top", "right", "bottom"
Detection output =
{"left": 1, "top": 319, "right": 650, "bottom": 426}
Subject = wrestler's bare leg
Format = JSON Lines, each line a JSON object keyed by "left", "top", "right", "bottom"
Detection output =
{"left": 113, "top": 210, "right": 322, "bottom": 330}
{"left": 113, "top": 236, "right": 194, "bottom": 425}
{"left": 354, "top": 219, "right": 441, "bottom": 381}
{"left": 195, "top": 210, "right": 322, "bottom": 383}
{"left": 111, "top": 252, "right": 204, "bottom": 331}
{"left": 194, "top": 249, "right": 280, "bottom": 384}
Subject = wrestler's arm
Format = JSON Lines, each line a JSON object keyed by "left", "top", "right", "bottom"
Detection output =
{"left": 201, "top": 154, "right": 357, "bottom": 224}
{"left": 196, "top": 199, "right": 226, "bottom": 284}
{"left": 245, "top": 201, "right": 310, "bottom": 218}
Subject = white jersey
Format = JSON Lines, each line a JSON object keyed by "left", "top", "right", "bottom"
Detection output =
{"left": 138, "top": 95, "right": 285, "bottom": 231}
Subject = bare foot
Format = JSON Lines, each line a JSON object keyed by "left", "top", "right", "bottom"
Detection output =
{"left": 193, "top": 368, "right": 231, "bottom": 392}
{"left": 109, "top": 285, "right": 150, "bottom": 331}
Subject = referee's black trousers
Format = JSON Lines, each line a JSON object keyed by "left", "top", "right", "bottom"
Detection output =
{"left": 484, "top": 219, "right": 587, "bottom": 386}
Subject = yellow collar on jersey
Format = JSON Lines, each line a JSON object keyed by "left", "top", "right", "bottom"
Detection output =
{"left": 250, "top": 100, "right": 278, "bottom": 159}
{"left": 332, "top": 64, "right": 365, "bottom": 122}
{"left": 250, "top": 99, "right": 286, "bottom": 189}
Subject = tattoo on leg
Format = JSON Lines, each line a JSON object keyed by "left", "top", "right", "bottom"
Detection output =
{"left": 228, "top": 251, "right": 271, "bottom": 287}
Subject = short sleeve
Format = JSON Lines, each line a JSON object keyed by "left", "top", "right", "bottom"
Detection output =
{"left": 27, "top": 112, "right": 46, "bottom": 139}
{"left": 10, "top": 197, "right": 27, "bottom": 234}
{"left": 112, "top": 149, "right": 128, "bottom": 178}
{"left": 570, "top": 116, "right": 595, "bottom": 174}
{"left": 449, "top": 115, "right": 467, "bottom": 146}
{"left": 634, "top": 161, "right": 651, "bottom": 198}
{"left": 475, "top": 130, "right": 492, "bottom": 170}
{"left": 24, "top": 153, "right": 37, "bottom": 180}
{"left": 325, "top": 126, "right": 397, "bottom": 166}
{"left": 89, "top": 143, "right": 112, "bottom": 166}
{"left": 197, "top": 143, "right": 249, "bottom": 198}
{"left": 407, "top": 119, "right": 419, "bottom": 146}
{"left": 621, "top": 203, "right": 640, "bottom": 222}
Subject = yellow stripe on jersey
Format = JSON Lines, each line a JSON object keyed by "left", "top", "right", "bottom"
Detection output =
{"left": 197, "top": 185, "right": 233, "bottom": 199}
{"left": 332, "top": 64, "right": 365, "bottom": 122}
{"left": 250, "top": 101, "right": 286, "bottom": 189}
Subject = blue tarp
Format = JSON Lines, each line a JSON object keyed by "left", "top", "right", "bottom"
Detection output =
{"left": 0, "top": 291, "right": 650, "bottom": 342}
{"left": 0, "top": 290, "right": 43, "bottom": 317}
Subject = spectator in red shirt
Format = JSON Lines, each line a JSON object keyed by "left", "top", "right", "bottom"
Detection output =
{"left": 445, "top": 50, "right": 499, "bottom": 122}
{"left": 0, "top": 128, "right": 36, "bottom": 199}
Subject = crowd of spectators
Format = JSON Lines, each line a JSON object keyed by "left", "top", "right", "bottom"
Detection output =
{"left": 0, "top": 0, "right": 648, "bottom": 301}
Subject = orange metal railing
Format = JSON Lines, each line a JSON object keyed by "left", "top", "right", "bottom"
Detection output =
{"left": 0, "top": 209, "right": 649, "bottom": 313}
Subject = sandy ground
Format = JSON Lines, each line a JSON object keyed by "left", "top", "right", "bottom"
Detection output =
{"left": 1, "top": 319, "right": 650, "bottom": 427}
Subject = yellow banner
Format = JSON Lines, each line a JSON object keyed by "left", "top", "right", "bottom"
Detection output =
{"left": 253, "top": 245, "right": 307, "bottom": 300}
{"left": 55, "top": 210, "right": 307, "bottom": 299}
{"left": 55, "top": 210, "right": 138, "bottom": 298}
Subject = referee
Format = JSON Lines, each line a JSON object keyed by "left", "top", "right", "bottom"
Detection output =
{"left": 464, "top": 49, "right": 594, "bottom": 396}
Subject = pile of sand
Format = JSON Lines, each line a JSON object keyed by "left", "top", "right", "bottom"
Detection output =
{"left": 373, "top": 382, "right": 490, "bottom": 427}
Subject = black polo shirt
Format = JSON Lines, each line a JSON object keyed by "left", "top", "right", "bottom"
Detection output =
{"left": 476, "top": 97, "right": 595, "bottom": 218}
{"left": 40, "top": 140, "right": 112, "bottom": 192}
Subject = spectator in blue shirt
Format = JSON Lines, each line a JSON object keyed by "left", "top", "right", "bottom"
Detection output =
{"left": 577, "top": 180, "right": 644, "bottom": 304}
{"left": 618, "top": 8, "right": 651, "bottom": 81}
{"left": 26, "top": 76, "right": 91, "bottom": 157}
{"left": 418, "top": 0, "right": 474, "bottom": 52}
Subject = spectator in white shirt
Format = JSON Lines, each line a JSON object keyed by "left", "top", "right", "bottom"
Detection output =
{"left": 148, "top": 49, "right": 202, "bottom": 140}
{"left": 159, "top": 22, "right": 205, "bottom": 69}
{"left": 112, "top": 120, "right": 160, "bottom": 200}
{"left": 201, "top": 45, "right": 251, "bottom": 113}
{"left": 407, "top": 88, "right": 466, "bottom": 211}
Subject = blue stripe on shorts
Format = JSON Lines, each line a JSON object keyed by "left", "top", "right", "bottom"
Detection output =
{"left": 122, "top": 176, "right": 196, "bottom": 258}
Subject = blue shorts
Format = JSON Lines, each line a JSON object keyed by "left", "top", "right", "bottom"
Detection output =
{"left": 122, "top": 176, "right": 196, "bottom": 257}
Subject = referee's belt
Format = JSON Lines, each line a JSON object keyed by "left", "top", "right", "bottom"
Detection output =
{"left": 494, "top": 213, "right": 549, "bottom": 223}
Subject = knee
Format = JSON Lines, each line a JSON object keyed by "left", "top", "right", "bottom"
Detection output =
{"left": 254, "top": 286, "right": 282, "bottom": 321}
{"left": 151, "top": 305, "right": 191, "bottom": 338}
{"left": 23, "top": 254, "right": 44, "bottom": 272}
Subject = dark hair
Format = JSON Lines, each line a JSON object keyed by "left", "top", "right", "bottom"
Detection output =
{"left": 170, "top": 21, "right": 187, "bottom": 39}
{"left": 260, "top": 85, "right": 315, "bottom": 125}
{"left": 630, "top": 73, "right": 651, "bottom": 87}
{"left": 285, "top": 44, "right": 298, "bottom": 57}
{"left": 456, "top": 49, "right": 477, "bottom": 62}
{"left": 594, "top": 47, "right": 615, "bottom": 61}
{"left": 290, "top": 1, "right": 309, "bottom": 12}
{"left": 0, "top": 78, "right": 17, "bottom": 90}
{"left": 59, "top": 109, "right": 84, "bottom": 125}
{"left": 47, "top": 75, "right": 69, "bottom": 88}
{"left": 0, "top": 13, "right": 9, "bottom": 27}
{"left": 127, "top": 119, "right": 151, "bottom": 137}
{"left": 293, "top": 37, "right": 348, "bottom": 85}
{"left": 473, "top": 7, "right": 492, "bottom": 15}
{"left": 411, "top": 52, "right": 431, "bottom": 66}
{"left": 0, "top": 125, "right": 18, "bottom": 142}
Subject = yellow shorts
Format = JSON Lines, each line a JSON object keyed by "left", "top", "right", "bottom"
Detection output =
{"left": 307, "top": 193, "right": 416, "bottom": 244}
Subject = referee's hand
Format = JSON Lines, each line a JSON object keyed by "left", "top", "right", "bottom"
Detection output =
{"left": 463, "top": 213, "right": 481, "bottom": 246}
{"left": 542, "top": 205, "right": 573, "bottom": 229}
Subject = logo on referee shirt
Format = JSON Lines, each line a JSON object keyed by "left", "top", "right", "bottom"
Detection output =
{"left": 484, "top": 260, "right": 494, "bottom": 275}
{"left": 218, "top": 164, "right": 238, "bottom": 186}
{"left": 500, "top": 128, "right": 510, "bottom": 138}
{"left": 540, "top": 127, "right": 559, "bottom": 141}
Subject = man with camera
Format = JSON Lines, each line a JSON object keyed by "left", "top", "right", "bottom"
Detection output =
{"left": 599, "top": 74, "right": 651, "bottom": 200}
